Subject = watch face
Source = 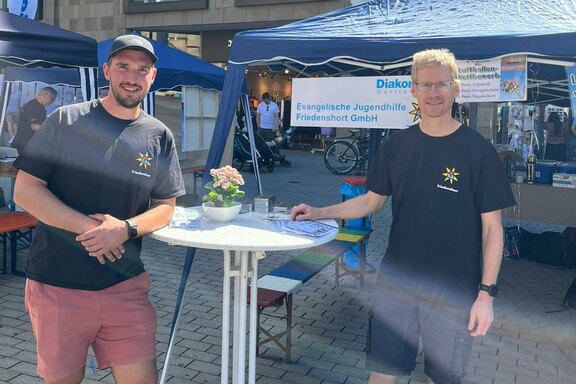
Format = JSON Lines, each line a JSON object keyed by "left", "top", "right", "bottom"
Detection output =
{"left": 490, "top": 285, "right": 498, "bottom": 296}
{"left": 126, "top": 220, "right": 138, "bottom": 238}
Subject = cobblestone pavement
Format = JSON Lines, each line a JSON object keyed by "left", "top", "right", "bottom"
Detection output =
{"left": 1, "top": 150, "right": 575, "bottom": 384}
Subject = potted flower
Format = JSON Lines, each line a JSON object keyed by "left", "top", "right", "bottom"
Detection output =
{"left": 202, "top": 165, "right": 245, "bottom": 222}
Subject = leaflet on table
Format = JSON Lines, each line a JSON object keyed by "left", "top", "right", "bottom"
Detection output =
{"left": 170, "top": 206, "right": 204, "bottom": 228}
{"left": 269, "top": 219, "right": 337, "bottom": 237}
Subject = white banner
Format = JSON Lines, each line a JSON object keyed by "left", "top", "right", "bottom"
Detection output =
{"left": 8, "top": 0, "right": 38, "bottom": 19}
{"left": 291, "top": 76, "right": 419, "bottom": 129}
{"left": 456, "top": 55, "right": 527, "bottom": 103}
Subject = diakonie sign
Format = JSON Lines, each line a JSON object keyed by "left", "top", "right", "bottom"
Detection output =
{"left": 291, "top": 76, "right": 419, "bottom": 129}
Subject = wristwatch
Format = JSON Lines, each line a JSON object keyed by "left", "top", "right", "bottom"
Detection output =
{"left": 125, "top": 220, "right": 138, "bottom": 239}
{"left": 478, "top": 283, "right": 498, "bottom": 297}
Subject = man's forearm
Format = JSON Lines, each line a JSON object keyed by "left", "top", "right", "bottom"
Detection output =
{"left": 126, "top": 198, "right": 176, "bottom": 237}
{"left": 14, "top": 171, "right": 99, "bottom": 234}
{"left": 318, "top": 192, "right": 387, "bottom": 221}
{"left": 480, "top": 211, "right": 504, "bottom": 285}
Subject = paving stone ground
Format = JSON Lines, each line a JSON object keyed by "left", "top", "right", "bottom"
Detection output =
{"left": 1, "top": 149, "right": 575, "bottom": 383}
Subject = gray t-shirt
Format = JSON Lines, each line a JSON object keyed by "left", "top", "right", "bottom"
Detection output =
{"left": 14, "top": 99, "right": 186, "bottom": 290}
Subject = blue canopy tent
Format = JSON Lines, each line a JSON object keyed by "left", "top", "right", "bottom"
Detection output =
{"left": 206, "top": 0, "right": 576, "bottom": 188}
{"left": 0, "top": 11, "right": 99, "bottom": 101}
{"left": 4, "top": 34, "right": 229, "bottom": 114}
{"left": 0, "top": 12, "right": 99, "bottom": 137}
{"left": 6, "top": 36, "right": 227, "bottom": 92}
{"left": 97, "top": 34, "right": 226, "bottom": 93}
{"left": 97, "top": 34, "right": 228, "bottom": 115}
{"left": 4, "top": 67, "right": 81, "bottom": 87}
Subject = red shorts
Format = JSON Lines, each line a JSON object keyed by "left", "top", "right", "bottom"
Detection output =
{"left": 25, "top": 272, "right": 157, "bottom": 380}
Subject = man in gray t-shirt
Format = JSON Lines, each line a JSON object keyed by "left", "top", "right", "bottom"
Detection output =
{"left": 13, "top": 34, "right": 185, "bottom": 384}
{"left": 256, "top": 91, "right": 280, "bottom": 141}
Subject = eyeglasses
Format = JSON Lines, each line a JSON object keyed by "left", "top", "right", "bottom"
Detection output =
{"left": 266, "top": 105, "right": 269, "bottom": 111}
{"left": 414, "top": 81, "right": 454, "bottom": 92}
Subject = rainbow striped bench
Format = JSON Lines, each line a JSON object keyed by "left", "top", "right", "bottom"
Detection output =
{"left": 248, "top": 226, "right": 371, "bottom": 362}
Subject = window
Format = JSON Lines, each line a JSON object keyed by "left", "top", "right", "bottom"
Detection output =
{"left": 125, "top": 0, "right": 208, "bottom": 14}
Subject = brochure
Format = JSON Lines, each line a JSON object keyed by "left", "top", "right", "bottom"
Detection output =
{"left": 283, "top": 220, "right": 337, "bottom": 237}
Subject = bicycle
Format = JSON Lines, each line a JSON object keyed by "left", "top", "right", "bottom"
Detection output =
{"left": 324, "top": 129, "right": 370, "bottom": 175}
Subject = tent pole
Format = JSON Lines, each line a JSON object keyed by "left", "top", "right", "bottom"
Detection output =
{"left": 242, "top": 94, "right": 262, "bottom": 194}
{"left": 0, "top": 82, "right": 10, "bottom": 145}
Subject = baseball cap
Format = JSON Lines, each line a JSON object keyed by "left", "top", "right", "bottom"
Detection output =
{"left": 108, "top": 34, "right": 158, "bottom": 64}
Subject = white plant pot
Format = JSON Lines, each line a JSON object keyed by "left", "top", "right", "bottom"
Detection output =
{"left": 202, "top": 202, "right": 242, "bottom": 222}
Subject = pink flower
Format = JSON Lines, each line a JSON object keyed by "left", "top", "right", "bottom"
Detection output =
{"left": 203, "top": 166, "right": 246, "bottom": 207}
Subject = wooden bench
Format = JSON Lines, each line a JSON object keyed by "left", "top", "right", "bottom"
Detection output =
{"left": 248, "top": 226, "right": 371, "bottom": 362}
{"left": 0, "top": 211, "right": 37, "bottom": 276}
{"left": 181, "top": 166, "right": 205, "bottom": 195}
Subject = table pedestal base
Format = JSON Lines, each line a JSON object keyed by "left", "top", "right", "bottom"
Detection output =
{"left": 223, "top": 250, "right": 261, "bottom": 383}
{"left": 160, "top": 249, "right": 263, "bottom": 384}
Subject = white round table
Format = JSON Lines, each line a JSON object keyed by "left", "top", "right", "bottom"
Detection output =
{"left": 151, "top": 207, "right": 338, "bottom": 384}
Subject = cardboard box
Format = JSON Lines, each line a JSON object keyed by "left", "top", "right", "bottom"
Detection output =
{"left": 254, "top": 194, "right": 275, "bottom": 213}
{"left": 552, "top": 173, "right": 576, "bottom": 189}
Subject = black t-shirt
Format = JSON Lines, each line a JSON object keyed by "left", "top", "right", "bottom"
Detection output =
{"left": 366, "top": 124, "right": 515, "bottom": 303}
{"left": 14, "top": 100, "right": 186, "bottom": 290}
{"left": 11, "top": 98, "right": 46, "bottom": 151}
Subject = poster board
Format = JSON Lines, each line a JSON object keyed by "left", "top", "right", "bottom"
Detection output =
{"left": 456, "top": 55, "right": 527, "bottom": 103}
{"left": 291, "top": 76, "right": 418, "bottom": 129}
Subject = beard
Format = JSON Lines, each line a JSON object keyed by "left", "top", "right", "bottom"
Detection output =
{"left": 110, "top": 83, "right": 145, "bottom": 109}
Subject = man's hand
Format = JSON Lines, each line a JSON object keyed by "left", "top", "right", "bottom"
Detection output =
{"left": 76, "top": 213, "right": 127, "bottom": 265}
{"left": 290, "top": 203, "right": 319, "bottom": 221}
{"left": 468, "top": 292, "right": 494, "bottom": 337}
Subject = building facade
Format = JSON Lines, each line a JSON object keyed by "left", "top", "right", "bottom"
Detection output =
{"left": 20, "top": 0, "right": 350, "bottom": 64}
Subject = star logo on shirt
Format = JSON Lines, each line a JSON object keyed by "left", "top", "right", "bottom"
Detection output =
{"left": 136, "top": 152, "right": 153, "bottom": 170}
{"left": 442, "top": 167, "right": 460, "bottom": 184}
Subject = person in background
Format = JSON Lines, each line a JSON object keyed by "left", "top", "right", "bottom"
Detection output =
{"left": 543, "top": 111, "right": 567, "bottom": 161}
{"left": 256, "top": 92, "right": 280, "bottom": 141}
{"left": 13, "top": 34, "right": 185, "bottom": 384}
{"left": 291, "top": 49, "right": 515, "bottom": 384}
{"left": 11, "top": 86, "right": 57, "bottom": 152}
{"left": 5, "top": 83, "right": 22, "bottom": 145}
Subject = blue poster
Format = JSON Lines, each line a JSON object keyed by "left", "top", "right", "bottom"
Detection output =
{"left": 499, "top": 55, "right": 527, "bottom": 101}
{"left": 566, "top": 66, "right": 576, "bottom": 119}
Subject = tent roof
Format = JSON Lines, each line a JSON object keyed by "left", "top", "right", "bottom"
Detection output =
{"left": 4, "top": 67, "right": 81, "bottom": 86}
{"left": 229, "top": 0, "right": 576, "bottom": 107}
{"left": 0, "top": 11, "right": 97, "bottom": 68}
{"left": 98, "top": 34, "right": 226, "bottom": 92}
{"left": 230, "top": 0, "right": 576, "bottom": 66}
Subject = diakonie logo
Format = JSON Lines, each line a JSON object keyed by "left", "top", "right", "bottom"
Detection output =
{"left": 376, "top": 78, "right": 412, "bottom": 89}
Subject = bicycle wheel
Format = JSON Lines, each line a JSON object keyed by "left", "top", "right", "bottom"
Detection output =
{"left": 324, "top": 140, "right": 359, "bottom": 175}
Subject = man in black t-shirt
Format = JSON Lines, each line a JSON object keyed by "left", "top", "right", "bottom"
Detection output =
{"left": 291, "top": 49, "right": 515, "bottom": 384}
{"left": 11, "top": 86, "right": 57, "bottom": 152}
{"left": 13, "top": 35, "right": 185, "bottom": 384}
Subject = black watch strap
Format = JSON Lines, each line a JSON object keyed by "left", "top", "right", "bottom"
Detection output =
{"left": 478, "top": 283, "right": 498, "bottom": 297}
{"left": 125, "top": 220, "right": 138, "bottom": 239}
